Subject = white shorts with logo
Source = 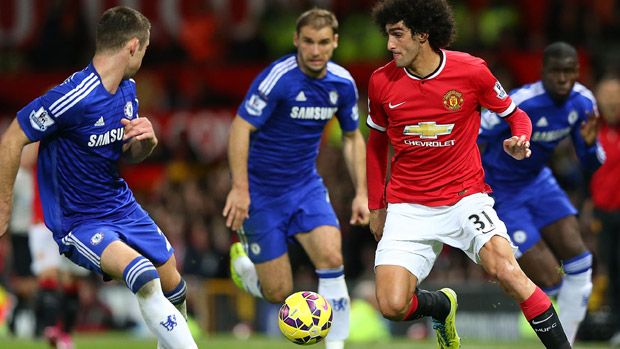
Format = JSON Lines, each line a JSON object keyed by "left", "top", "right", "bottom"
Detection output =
{"left": 28, "top": 223, "right": 90, "bottom": 276}
{"left": 375, "top": 193, "right": 516, "bottom": 284}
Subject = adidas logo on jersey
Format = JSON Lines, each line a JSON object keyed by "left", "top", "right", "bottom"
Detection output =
{"left": 536, "top": 117, "right": 548, "bottom": 127}
{"left": 94, "top": 116, "right": 105, "bottom": 127}
{"left": 295, "top": 91, "right": 307, "bottom": 102}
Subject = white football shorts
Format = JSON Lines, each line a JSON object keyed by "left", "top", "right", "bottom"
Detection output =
{"left": 375, "top": 193, "right": 515, "bottom": 283}
{"left": 28, "top": 223, "right": 90, "bottom": 276}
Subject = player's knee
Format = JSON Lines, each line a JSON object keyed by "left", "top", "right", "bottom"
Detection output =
{"left": 376, "top": 293, "right": 408, "bottom": 321}
{"left": 315, "top": 251, "right": 343, "bottom": 269}
{"left": 262, "top": 283, "right": 292, "bottom": 304}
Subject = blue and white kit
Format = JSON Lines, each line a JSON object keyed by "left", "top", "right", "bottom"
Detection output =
{"left": 479, "top": 81, "right": 605, "bottom": 256}
{"left": 236, "top": 54, "right": 359, "bottom": 263}
{"left": 16, "top": 63, "right": 173, "bottom": 276}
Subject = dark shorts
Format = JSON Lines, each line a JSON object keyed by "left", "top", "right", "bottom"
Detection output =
{"left": 11, "top": 234, "right": 33, "bottom": 277}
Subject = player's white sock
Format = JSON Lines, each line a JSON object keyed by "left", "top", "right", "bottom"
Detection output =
{"left": 233, "top": 254, "right": 263, "bottom": 298}
{"left": 558, "top": 252, "right": 593, "bottom": 345}
{"left": 159, "top": 279, "right": 189, "bottom": 349}
{"left": 136, "top": 279, "right": 197, "bottom": 349}
{"left": 317, "top": 266, "right": 349, "bottom": 347}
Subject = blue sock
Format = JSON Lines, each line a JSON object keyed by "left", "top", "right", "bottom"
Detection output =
{"left": 164, "top": 278, "right": 187, "bottom": 306}
{"left": 123, "top": 256, "right": 159, "bottom": 294}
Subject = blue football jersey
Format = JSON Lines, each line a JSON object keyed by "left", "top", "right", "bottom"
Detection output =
{"left": 16, "top": 63, "right": 140, "bottom": 238}
{"left": 479, "top": 81, "right": 605, "bottom": 186}
{"left": 237, "top": 54, "right": 360, "bottom": 195}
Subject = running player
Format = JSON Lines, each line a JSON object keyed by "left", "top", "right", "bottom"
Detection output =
{"left": 223, "top": 8, "right": 369, "bottom": 349}
{"left": 480, "top": 42, "right": 603, "bottom": 345}
{"left": 367, "top": 1, "right": 571, "bottom": 348}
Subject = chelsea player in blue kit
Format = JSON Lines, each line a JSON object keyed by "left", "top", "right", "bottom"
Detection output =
{"left": 223, "top": 8, "right": 369, "bottom": 349}
{"left": 0, "top": 7, "right": 196, "bottom": 349}
{"left": 479, "top": 42, "right": 603, "bottom": 345}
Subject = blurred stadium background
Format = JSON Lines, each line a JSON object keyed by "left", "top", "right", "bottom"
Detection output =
{"left": 0, "top": 0, "right": 618, "bottom": 348}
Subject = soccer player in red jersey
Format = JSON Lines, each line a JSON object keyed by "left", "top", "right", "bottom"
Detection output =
{"left": 366, "top": 1, "right": 571, "bottom": 348}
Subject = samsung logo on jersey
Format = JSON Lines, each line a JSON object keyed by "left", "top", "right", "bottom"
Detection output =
{"left": 290, "top": 107, "right": 338, "bottom": 120}
{"left": 531, "top": 127, "right": 571, "bottom": 142}
{"left": 88, "top": 127, "right": 124, "bottom": 147}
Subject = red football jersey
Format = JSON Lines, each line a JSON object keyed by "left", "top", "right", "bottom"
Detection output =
{"left": 367, "top": 49, "right": 516, "bottom": 207}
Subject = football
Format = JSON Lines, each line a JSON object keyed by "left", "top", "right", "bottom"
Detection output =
{"left": 278, "top": 291, "right": 333, "bottom": 345}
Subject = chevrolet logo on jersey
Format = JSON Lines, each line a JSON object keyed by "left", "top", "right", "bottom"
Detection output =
{"left": 403, "top": 122, "right": 454, "bottom": 139}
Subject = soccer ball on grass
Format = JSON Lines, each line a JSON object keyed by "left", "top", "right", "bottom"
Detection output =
{"left": 278, "top": 291, "right": 333, "bottom": 345}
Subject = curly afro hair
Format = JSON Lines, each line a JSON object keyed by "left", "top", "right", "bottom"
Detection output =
{"left": 372, "top": 0, "right": 456, "bottom": 50}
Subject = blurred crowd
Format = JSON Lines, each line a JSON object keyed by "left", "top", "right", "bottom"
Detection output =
{"left": 0, "top": 0, "right": 619, "bottom": 342}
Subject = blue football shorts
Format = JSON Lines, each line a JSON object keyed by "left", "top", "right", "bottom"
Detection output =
{"left": 490, "top": 167, "right": 577, "bottom": 257}
{"left": 56, "top": 205, "right": 174, "bottom": 280}
{"left": 238, "top": 179, "right": 339, "bottom": 263}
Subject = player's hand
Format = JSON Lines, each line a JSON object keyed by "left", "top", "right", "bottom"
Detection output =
{"left": 121, "top": 117, "right": 158, "bottom": 146}
{"left": 350, "top": 194, "right": 370, "bottom": 226}
{"left": 223, "top": 186, "right": 250, "bottom": 231}
{"left": 580, "top": 112, "right": 601, "bottom": 146}
{"left": 369, "top": 208, "right": 387, "bottom": 241}
{"left": 503, "top": 135, "right": 531, "bottom": 160}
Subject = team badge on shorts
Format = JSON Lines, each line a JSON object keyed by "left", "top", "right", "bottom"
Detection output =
{"left": 91, "top": 232, "right": 104, "bottom": 245}
{"left": 250, "top": 243, "right": 261, "bottom": 256}
{"left": 512, "top": 230, "right": 527, "bottom": 244}
{"left": 443, "top": 89, "right": 464, "bottom": 111}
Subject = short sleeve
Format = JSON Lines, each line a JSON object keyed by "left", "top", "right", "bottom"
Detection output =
{"left": 16, "top": 87, "right": 81, "bottom": 142}
{"left": 236, "top": 61, "right": 292, "bottom": 129}
{"left": 335, "top": 80, "right": 360, "bottom": 133}
{"left": 474, "top": 62, "right": 516, "bottom": 118}
{"left": 366, "top": 73, "right": 388, "bottom": 132}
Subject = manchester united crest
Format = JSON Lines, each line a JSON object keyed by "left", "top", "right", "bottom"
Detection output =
{"left": 443, "top": 89, "right": 464, "bottom": 111}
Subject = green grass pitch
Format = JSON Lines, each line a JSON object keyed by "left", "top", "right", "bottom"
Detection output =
{"left": 0, "top": 334, "right": 610, "bottom": 349}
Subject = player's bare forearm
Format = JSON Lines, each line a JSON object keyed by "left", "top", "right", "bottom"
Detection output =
{"left": 343, "top": 130, "right": 368, "bottom": 197}
{"left": 223, "top": 116, "right": 255, "bottom": 230}
{"left": 121, "top": 117, "right": 157, "bottom": 163}
{"left": 0, "top": 119, "right": 31, "bottom": 237}
{"left": 343, "top": 130, "right": 369, "bottom": 225}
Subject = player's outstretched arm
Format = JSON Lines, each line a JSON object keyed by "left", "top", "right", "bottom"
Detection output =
{"left": 343, "top": 129, "right": 369, "bottom": 226}
{"left": 223, "top": 116, "right": 255, "bottom": 231}
{"left": 0, "top": 119, "right": 32, "bottom": 237}
{"left": 121, "top": 117, "right": 158, "bottom": 163}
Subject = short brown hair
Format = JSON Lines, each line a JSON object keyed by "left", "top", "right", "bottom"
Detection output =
{"left": 95, "top": 6, "right": 151, "bottom": 53}
{"left": 296, "top": 8, "right": 339, "bottom": 35}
